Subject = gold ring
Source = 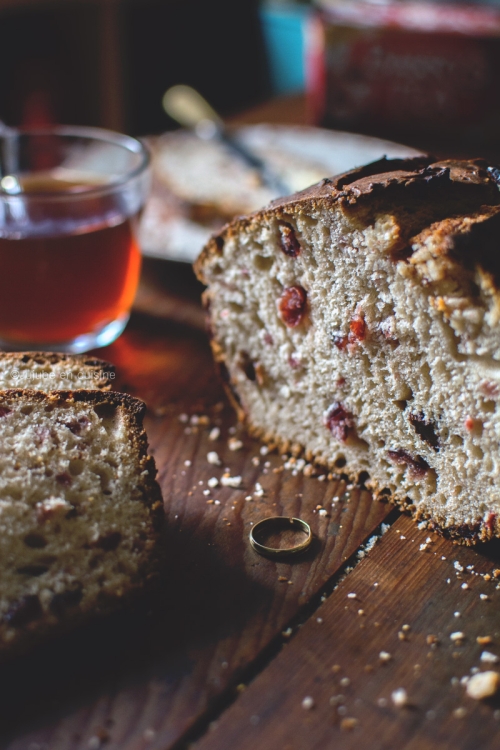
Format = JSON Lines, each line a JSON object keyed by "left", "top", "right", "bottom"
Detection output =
{"left": 249, "top": 516, "right": 312, "bottom": 558}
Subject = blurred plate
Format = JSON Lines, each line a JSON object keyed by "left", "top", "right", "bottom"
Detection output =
{"left": 139, "top": 124, "right": 421, "bottom": 264}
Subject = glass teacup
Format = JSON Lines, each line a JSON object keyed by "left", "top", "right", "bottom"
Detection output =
{"left": 0, "top": 126, "right": 150, "bottom": 352}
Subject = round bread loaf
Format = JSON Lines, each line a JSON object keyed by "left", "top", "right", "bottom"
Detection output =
{"left": 195, "top": 157, "right": 500, "bottom": 543}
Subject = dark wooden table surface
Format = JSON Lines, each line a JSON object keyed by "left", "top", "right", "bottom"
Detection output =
{"left": 2, "top": 101, "right": 500, "bottom": 750}
{"left": 3, "top": 258, "right": 500, "bottom": 750}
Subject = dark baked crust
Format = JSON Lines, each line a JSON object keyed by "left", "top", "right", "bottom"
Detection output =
{"left": 195, "top": 157, "right": 500, "bottom": 283}
{"left": 0, "top": 389, "right": 163, "bottom": 659}
{"left": 0, "top": 352, "right": 116, "bottom": 391}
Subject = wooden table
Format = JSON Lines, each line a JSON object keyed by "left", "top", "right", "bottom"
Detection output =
{"left": 2, "top": 108, "right": 500, "bottom": 750}
{"left": 2, "top": 260, "right": 500, "bottom": 750}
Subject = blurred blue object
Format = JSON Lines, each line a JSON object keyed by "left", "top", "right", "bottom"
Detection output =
{"left": 260, "top": 2, "right": 311, "bottom": 94}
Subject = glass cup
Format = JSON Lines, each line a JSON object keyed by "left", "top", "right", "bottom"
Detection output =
{"left": 0, "top": 126, "right": 151, "bottom": 352}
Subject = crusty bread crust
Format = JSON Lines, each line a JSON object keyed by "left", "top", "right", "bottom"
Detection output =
{"left": 195, "top": 157, "right": 500, "bottom": 545}
{"left": 0, "top": 389, "right": 163, "bottom": 659}
{"left": 0, "top": 352, "right": 116, "bottom": 391}
{"left": 195, "top": 157, "right": 500, "bottom": 280}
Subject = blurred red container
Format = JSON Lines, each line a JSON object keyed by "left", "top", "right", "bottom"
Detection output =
{"left": 308, "top": 1, "right": 500, "bottom": 150}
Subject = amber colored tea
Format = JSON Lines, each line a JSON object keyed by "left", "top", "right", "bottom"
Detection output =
{"left": 0, "top": 172, "right": 141, "bottom": 345}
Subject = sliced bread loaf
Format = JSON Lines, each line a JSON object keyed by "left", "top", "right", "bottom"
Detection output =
{"left": 0, "top": 352, "right": 115, "bottom": 391}
{"left": 0, "top": 389, "right": 163, "bottom": 657}
{"left": 195, "top": 157, "right": 500, "bottom": 543}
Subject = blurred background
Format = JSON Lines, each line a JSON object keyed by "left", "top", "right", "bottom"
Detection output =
{"left": 1, "top": 0, "right": 500, "bottom": 157}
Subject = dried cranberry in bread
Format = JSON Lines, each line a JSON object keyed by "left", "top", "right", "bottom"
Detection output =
{"left": 0, "top": 390, "right": 163, "bottom": 658}
{"left": 195, "top": 157, "right": 500, "bottom": 544}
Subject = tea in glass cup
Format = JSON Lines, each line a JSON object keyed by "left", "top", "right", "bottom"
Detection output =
{"left": 0, "top": 126, "right": 151, "bottom": 352}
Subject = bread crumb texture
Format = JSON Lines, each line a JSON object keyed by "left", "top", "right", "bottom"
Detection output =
{"left": 0, "top": 390, "right": 162, "bottom": 655}
{"left": 196, "top": 157, "right": 500, "bottom": 543}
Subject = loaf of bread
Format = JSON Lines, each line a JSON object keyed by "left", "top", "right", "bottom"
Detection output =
{"left": 195, "top": 157, "right": 500, "bottom": 543}
{"left": 0, "top": 352, "right": 115, "bottom": 391}
{"left": 0, "top": 389, "right": 163, "bottom": 656}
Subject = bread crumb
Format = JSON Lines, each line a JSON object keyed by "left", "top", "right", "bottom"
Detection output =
{"left": 391, "top": 688, "right": 409, "bottom": 707}
{"left": 178, "top": 413, "right": 188, "bottom": 423}
{"left": 329, "top": 694, "right": 344, "bottom": 706}
{"left": 453, "top": 707, "right": 467, "bottom": 719}
{"left": 209, "top": 427, "right": 220, "bottom": 441}
{"left": 207, "top": 477, "right": 219, "bottom": 488}
{"left": 379, "top": 651, "right": 392, "bottom": 662}
{"left": 402, "top": 624, "right": 411, "bottom": 632}
{"left": 340, "top": 677, "right": 350, "bottom": 687}
{"left": 466, "top": 671, "right": 500, "bottom": 699}
{"left": 450, "top": 632, "right": 465, "bottom": 642}
{"left": 318, "top": 508, "right": 327, "bottom": 517}
{"left": 301, "top": 696, "right": 314, "bottom": 710}
{"left": 254, "top": 482, "right": 264, "bottom": 497}
{"left": 340, "top": 717, "right": 358, "bottom": 731}
{"left": 221, "top": 475, "right": 242, "bottom": 488}
{"left": 207, "top": 451, "right": 221, "bottom": 466}
{"left": 477, "top": 636, "right": 493, "bottom": 645}
{"left": 454, "top": 561, "right": 464, "bottom": 572}
{"left": 228, "top": 437, "right": 243, "bottom": 451}
{"left": 426, "top": 635, "right": 439, "bottom": 645}
{"left": 480, "top": 593, "right": 489, "bottom": 601}
{"left": 260, "top": 446, "right": 269, "bottom": 456}
{"left": 347, "top": 593, "right": 357, "bottom": 599}
{"left": 461, "top": 583, "right": 469, "bottom": 590}
{"left": 480, "top": 651, "right": 499, "bottom": 664}
{"left": 282, "top": 627, "right": 292, "bottom": 638}
{"left": 332, "top": 664, "right": 341, "bottom": 673}
{"left": 184, "top": 459, "right": 192, "bottom": 467}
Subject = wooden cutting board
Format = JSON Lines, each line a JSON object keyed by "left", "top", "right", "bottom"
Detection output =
{"left": 2, "top": 265, "right": 500, "bottom": 750}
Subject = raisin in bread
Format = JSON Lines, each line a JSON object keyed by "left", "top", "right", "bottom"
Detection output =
{"left": 0, "top": 352, "right": 115, "bottom": 391}
{"left": 0, "top": 390, "right": 163, "bottom": 657}
{"left": 195, "top": 157, "right": 500, "bottom": 544}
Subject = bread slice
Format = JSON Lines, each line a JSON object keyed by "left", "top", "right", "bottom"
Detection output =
{"left": 195, "top": 157, "right": 500, "bottom": 544}
{"left": 0, "top": 352, "right": 115, "bottom": 391}
{"left": 0, "top": 389, "right": 163, "bottom": 657}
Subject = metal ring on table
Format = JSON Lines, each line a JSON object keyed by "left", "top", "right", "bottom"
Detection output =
{"left": 249, "top": 516, "right": 312, "bottom": 559}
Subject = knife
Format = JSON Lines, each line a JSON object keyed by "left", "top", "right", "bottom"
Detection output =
{"left": 162, "top": 85, "right": 290, "bottom": 198}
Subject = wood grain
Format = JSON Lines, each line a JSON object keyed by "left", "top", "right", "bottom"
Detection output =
{"left": 1, "top": 314, "right": 390, "bottom": 750}
{"left": 194, "top": 514, "right": 500, "bottom": 750}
